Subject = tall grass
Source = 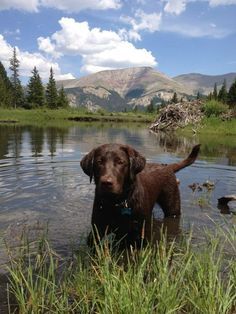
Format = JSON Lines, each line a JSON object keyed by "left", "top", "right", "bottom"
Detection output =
{"left": 5, "top": 225, "right": 236, "bottom": 313}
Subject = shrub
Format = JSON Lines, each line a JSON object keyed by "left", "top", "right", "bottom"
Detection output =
{"left": 202, "top": 100, "right": 228, "bottom": 117}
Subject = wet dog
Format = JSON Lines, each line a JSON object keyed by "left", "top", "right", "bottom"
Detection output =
{"left": 81, "top": 143, "right": 200, "bottom": 246}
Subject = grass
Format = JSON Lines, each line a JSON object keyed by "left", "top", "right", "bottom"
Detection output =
{"left": 5, "top": 225, "right": 236, "bottom": 313}
{"left": 0, "top": 108, "right": 155, "bottom": 126}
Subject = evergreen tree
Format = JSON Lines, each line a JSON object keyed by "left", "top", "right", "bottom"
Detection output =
{"left": 9, "top": 47, "right": 24, "bottom": 108}
{"left": 46, "top": 67, "right": 58, "bottom": 109}
{"left": 27, "top": 66, "right": 45, "bottom": 108}
{"left": 228, "top": 78, "right": 236, "bottom": 108}
{"left": 213, "top": 83, "right": 218, "bottom": 100}
{"left": 146, "top": 99, "right": 155, "bottom": 113}
{"left": 57, "top": 85, "right": 69, "bottom": 108}
{"left": 196, "top": 91, "right": 202, "bottom": 100}
{"left": 171, "top": 92, "right": 178, "bottom": 104}
{"left": 208, "top": 92, "right": 213, "bottom": 100}
{"left": 0, "top": 61, "right": 12, "bottom": 107}
{"left": 218, "top": 79, "right": 228, "bottom": 103}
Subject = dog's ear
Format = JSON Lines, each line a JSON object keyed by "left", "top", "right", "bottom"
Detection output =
{"left": 80, "top": 149, "right": 95, "bottom": 183}
{"left": 123, "top": 145, "right": 146, "bottom": 180}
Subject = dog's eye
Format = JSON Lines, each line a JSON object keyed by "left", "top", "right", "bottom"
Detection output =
{"left": 96, "top": 159, "right": 103, "bottom": 164}
{"left": 116, "top": 159, "right": 125, "bottom": 165}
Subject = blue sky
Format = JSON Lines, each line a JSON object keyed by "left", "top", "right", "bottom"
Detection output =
{"left": 0, "top": 0, "right": 235, "bottom": 82}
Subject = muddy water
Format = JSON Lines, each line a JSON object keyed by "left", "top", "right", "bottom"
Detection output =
{"left": 0, "top": 123, "right": 236, "bottom": 259}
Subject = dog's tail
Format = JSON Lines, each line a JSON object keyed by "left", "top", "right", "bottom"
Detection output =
{"left": 168, "top": 144, "right": 201, "bottom": 173}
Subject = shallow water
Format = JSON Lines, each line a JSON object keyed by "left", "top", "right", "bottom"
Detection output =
{"left": 0, "top": 123, "right": 236, "bottom": 259}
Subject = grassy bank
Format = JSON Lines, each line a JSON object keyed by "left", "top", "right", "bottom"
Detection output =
{"left": 181, "top": 116, "right": 236, "bottom": 136}
{"left": 6, "top": 225, "right": 236, "bottom": 313}
{"left": 0, "top": 108, "right": 155, "bottom": 126}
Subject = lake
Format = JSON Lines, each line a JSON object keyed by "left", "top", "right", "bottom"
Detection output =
{"left": 0, "top": 122, "right": 236, "bottom": 262}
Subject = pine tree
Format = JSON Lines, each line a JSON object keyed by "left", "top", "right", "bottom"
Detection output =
{"left": 0, "top": 61, "right": 12, "bottom": 107}
{"left": 27, "top": 66, "right": 45, "bottom": 108}
{"left": 228, "top": 78, "right": 236, "bottom": 109}
{"left": 9, "top": 47, "right": 24, "bottom": 108}
{"left": 146, "top": 99, "right": 155, "bottom": 113}
{"left": 213, "top": 83, "right": 218, "bottom": 100}
{"left": 218, "top": 79, "right": 228, "bottom": 104}
{"left": 171, "top": 92, "right": 178, "bottom": 104}
{"left": 46, "top": 67, "right": 58, "bottom": 109}
{"left": 57, "top": 85, "right": 69, "bottom": 108}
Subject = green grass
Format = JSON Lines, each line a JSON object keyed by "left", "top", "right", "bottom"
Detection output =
{"left": 179, "top": 116, "right": 236, "bottom": 137}
{"left": 0, "top": 108, "right": 155, "bottom": 126}
{"left": 5, "top": 225, "right": 236, "bottom": 313}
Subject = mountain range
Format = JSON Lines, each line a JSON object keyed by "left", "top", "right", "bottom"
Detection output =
{"left": 57, "top": 67, "right": 236, "bottom": 111}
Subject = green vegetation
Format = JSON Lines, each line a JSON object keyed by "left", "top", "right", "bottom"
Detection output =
{"left": 0, "top": 108, "right": 155, "bottom": 126}
{"left": 6, "top": 225, "right": 236, "bottom": 313}
{"left": 9, "top": 47, "right": 24, "bottom": 108}
{"left": 0, "top": 48, "right": 69, "bottom": 110}
{"left": 202, "top": 100, "right": 228, "bottom": 117}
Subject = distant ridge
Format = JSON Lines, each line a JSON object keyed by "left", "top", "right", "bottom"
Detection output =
{"left": 174, "top": 72, "right": 236, "bottom": 95}
{"left": 57, "top": 67, "right": 236, "bottom": 111}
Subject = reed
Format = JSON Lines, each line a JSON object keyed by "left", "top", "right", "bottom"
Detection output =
{"left": 5, "top": 224, "right": 236, "bottom": 313}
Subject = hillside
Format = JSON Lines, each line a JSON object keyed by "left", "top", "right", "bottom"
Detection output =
{"left": 174, "top": 73, "right": 236, "bottom": 95}
{"left": 57, "top": 67, "right": 236, "bottom": 111}
{"left": 57, "top": 67, "right": 190, "bottom": 111}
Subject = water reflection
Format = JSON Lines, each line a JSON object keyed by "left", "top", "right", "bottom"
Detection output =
{"left": 0, "top": 123, "right": 235, "bottom": 258}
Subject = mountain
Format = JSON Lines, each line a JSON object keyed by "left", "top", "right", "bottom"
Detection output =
{"left": 174, "top": 73, "right": 236, "bottom": 96}
{"left": 57, "top": 67, "right": 236, "bottom": 111}
{"left": 57, "top": 67, "right": 191, "bottom": 111}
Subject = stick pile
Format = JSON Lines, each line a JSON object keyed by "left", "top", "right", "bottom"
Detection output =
{"left": 150, "top": 100, "right": 204, "bottom": 131}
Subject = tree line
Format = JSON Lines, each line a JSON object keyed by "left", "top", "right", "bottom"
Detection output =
{"left": 207, "top": 79, "right": 236, "bottom": 108}
{"left": 0, "top": 47, "right": 69, "bottom": 109}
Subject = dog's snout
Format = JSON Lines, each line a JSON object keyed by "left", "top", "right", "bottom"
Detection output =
{"left": 100, "top": 176, "right": 114, "bottom": 187}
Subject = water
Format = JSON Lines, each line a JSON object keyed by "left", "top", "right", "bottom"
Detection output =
{"left": 0, "top": 123, "right": 236, "bottom": 260}
{"left": 0, "top": 122, "right": 236, "bottom": 311}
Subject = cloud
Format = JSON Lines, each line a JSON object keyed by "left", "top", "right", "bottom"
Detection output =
{"left": 121, "top": 10, "right": 162, "bottom": 40}
{"left": 0, "top": 0, "right": 39, "bottom": 12}
{"left": 209, "top": 0, "right": 236, "bottom": 6}
{"left": 0, "top": 0, "right": 121, "bottom": 12}
{"left": 0, "top": 34, "right": 74, "bottom": 80}
{"left": 161, "top": 22, "right": 232, "bottom": 38}
{"left": 38, "top": 17, "right": 157, "bottom": 74}
{"left": 40, "top": 0, "right": 121, "bottom": 12}
{"left": 164, "top": 0, "right": 187, "bottom": 15}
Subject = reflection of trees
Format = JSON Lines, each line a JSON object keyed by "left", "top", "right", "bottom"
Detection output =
{"left": 30, "top": 126, "right": 44, "bottom": 157}
{"left": 11, "top": 126, "right": 22, "bottom": 160}
{"left": 46, "top": 127, "right": 69, "bottom": 158}
{"left": 0, "top": 125, "right": 10, "bottom": 158}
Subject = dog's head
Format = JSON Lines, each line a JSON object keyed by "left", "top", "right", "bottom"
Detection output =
{"left": 80, "top": 143, "right": 146, "bottom": 197}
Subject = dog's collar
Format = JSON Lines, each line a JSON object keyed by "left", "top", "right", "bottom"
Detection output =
{"left": 99, "top": 199, "right": 132, "bottom": 216}
{"left": 115, "top": 200, "right": 132, "bottom": 216}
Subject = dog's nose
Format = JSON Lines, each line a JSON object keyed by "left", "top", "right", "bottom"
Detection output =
{"left": 100, "top": 177, "right": 114, "bottom": 188}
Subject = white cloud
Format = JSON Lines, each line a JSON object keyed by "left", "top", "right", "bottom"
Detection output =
{"left": 164, "top": 0, "right": 187, "bottom": 15}
{"left": 0, "top": 0, "right": 121, "bottom": 12}
{"left": 38, "top": 17, "right": 157, "bottom": 74}
{"left": 209, "top": 0, "right": 236, "bottom": 6}
{"left": 162, "top": 22, "right": 232, "bottom": 38}
{"left": 121, "top": 10, "right": 162, "bottom": 37}
{"left": 40, "top": 0, "right": 121, "bottom": 12}
{"left": 0, "top": 0, "right": 39, "bottom": 12}
{"left": 0, "top": 34, "right": 75, "bottom": 80}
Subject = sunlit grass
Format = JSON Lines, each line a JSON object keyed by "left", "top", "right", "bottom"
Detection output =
{"left": 0, "top": 108, "right": 155, "bottom": 126}
{"left": 5, "top": 225, "right": 236, "bottom": 313}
